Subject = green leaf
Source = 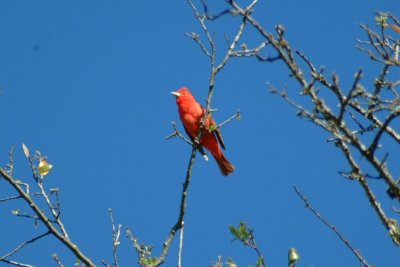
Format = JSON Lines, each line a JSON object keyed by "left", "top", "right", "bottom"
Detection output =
{"left": 229, "top": 221, "right": 254, "bottom": 244}
{"left": 207, "top": 122, "right": 217, "bottom": 132}
{"left": 256, "top": 256, "right": 264, "bottom": 267}
{"left": 226, "top": 258, "right": 237, "bottom": 267}
{"left": 238, "top": 221, "right": 251, "bottom": 240}
{"left": 375, "top": 14, "right": 388, "bottom": 28}
{"left": 229, "top": 225, "right": 239, "bottom": 238}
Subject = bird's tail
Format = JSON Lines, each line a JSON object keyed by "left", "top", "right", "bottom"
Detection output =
{"left": 213, "top": 153, "right": 235, "bottom": 176}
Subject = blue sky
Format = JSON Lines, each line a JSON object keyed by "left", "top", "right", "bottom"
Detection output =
{"left": 0, "top": 1, "right": 399, "bottom": 266}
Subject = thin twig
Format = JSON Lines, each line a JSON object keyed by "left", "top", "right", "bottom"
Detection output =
{"left": 166, "top": 121, "right": 193, "bottom": 145}
{"left": 0, "top": 195, "right": 21, "bottom": 203}
{"left": 178, "top": 221, "right": 184, "bottom": 267}
{"left": 247, "top": 236, "right": 266, "bottom": 267}
{"left": 6, "top": 145, "right": 15, "bottom": 176}
{"left": 108, "top": 208, "right": 121, "bottom": 267}
{"left": 214, "top": 13, "right": 248, "bottom": 74}
{"left": 0, "top": 232, "right": 50, "bottom": 261}
{"left": 200, "top": 0, "right": 231, "bottom": 20}
{"left": 126, "top": 228, "right": 143, "bottom": 266}
{"left": 184, "top": 32, "right": 211, "bottom": 58}
{"left": 293, "top": 185, "right": 372, "bottom": 267}
{"left": 52, "top": 254, "right": 65, "bottom": 267}
{"left": 217, "top": 110, "right": 241, "bottom": 129}
{"left": 37, "top": 181, "right": 69, "bottom": 238}
{"left": 368, "top": 109, "right": 400, "bottom": 154}
{"left": 338, "top": 69, "right": 363, "bottom": 123}
{"left": 154, "top": 141, "right": 197, "bottom": 266}
{"left": 1, "top": 259, "right": 35, "bottom": 267}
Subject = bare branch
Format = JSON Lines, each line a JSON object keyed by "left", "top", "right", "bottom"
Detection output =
{"left": 217, "top": 110, "right": 241, "bottom": 129}
{"left": 214, "top": 14, "right": 248, "bottom": 74}
{"left": 230, "top": 41, "right": 269, "bottom": 58}
{"left": 335, "top": 140, "right": 393, "bottom": 231}
{"left": 52, "top": 254, "right": 65, "bottom": 267}
{"left": 0, "top": 168, "right": 96, "bottom": 267}
{"left": 227, "top": 1, "right": 400, "bottom": 204}
{"left": 294, "top": 185, "right": 372, "bottom": 267}
{"left": 0, "top": 232, "right": 50, "bottom": 261}
{"left": 368, "top": 109, "right": 400, "bottom": 154}
{"left": 178, "top": 222, "right": 184, "bottom": 267}
{"left": 200, "top": 0, "right": 231, "bottom": 20}
{"left": 186, "top": 0, "right": 214, "bottom": 53}
{"left": 36, "top": 181, "right": 69, "bottom": 238}
{"left": 166, "top": 121, "right": 193, "bottom": 145}
{"left": 337, "top": 70, "right": 363, "bottom": 123}
{"left": 1, "top": 259, "right": 35, "bottom": 267}
{"left": 154, "top": 141, "right": 197, "bottom": 266}
{"left": 184, "top": 32, "right": 211, "bottom": 58}
{"left": 5, "top": 145, "right": 15, "bottom": 176}
{"left": 106, "top": 209, "right": 121, "bottom": 267}
{"left": 0, "top": 195, "right": 21, "bottom": 203}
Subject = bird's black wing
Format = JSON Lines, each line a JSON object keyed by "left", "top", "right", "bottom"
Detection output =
{"left": 213, "top": 127, "right": 226, "bottom": 150}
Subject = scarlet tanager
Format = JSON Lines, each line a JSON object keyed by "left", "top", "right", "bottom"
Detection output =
{"left": 171, "top": 87, "right": 235, "bottom": 176}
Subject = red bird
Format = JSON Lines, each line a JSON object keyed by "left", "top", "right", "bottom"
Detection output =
{"left": 171, "top": 87, "right": 235, "bottom": 176}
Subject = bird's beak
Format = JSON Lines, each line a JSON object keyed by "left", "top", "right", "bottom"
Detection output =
{"left": 171, "top": 91, "right": 180, "bottom": 97}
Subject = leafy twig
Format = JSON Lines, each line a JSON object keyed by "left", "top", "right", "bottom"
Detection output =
{"left": 229, "top": 221, "right": 266, "bottom": 267}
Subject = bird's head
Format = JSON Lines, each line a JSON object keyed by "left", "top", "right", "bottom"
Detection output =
{"left": 171, "top": 87, "right": 195, "bottom": 104}
{"left": 171, "top": 87, "right": 190, "bottom": 98}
